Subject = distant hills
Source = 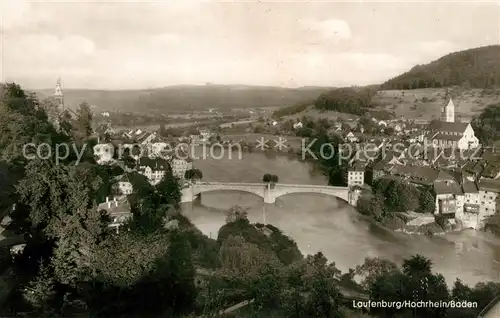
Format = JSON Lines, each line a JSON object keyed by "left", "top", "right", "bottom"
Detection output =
{"left": 31, "top": 85, "right": 332, "bottom": 113}
{"left": 381, "top": 45, "right": 500, "bottom": 90}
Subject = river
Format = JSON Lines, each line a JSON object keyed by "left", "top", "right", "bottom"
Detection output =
{"left": 180, "top": 150, "right": 500, "bottom": 286}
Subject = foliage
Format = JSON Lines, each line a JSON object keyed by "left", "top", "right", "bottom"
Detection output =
{"left": 381, "top": 45, "right": 500, "bottom": 90}
{"left": 472, "top": 103, "right": 500, "bottom": 145}
{"left": 185, "top": 168, "right": 203, "bottom": 180}
{"left": 418, "top": 188, "right": 436, "bottom": 213}
{"left": 368, "top": 254, "right": 450, "bottom": 317}
{"left": 273, "top": 101, "right": 312, "bottom": 118}
{"left": 22, "top": 262, "right": 59, "bottom": 317}
{"left": 355, "top": 257, "right": 398, "bottom": 289}
{"left": 314, "top": 87, "right": 376, "bottom": 116}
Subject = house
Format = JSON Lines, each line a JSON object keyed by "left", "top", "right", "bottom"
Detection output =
{"left": 425, "top": 99, "right": 479, "bottom": 150}
{"left": 150, "top": 139, "right": 170, "bottom": 158}
{"left": 461, "top": 172, "right": 481, "bottom": 229}
{"left": 199, "top": 129, "right": 211, "bottom": 143}
{"left": 136, "top": 131, "right": 157, "bottom": 146}
{"left": 93, "top": 143, "right": 115, "bottom": 164}
{"left": 345, "top": 132, "right": 358, "bottom": 143}
{"left": 377, "top": 120, "right": 388, "bottom": 127}
{"left": 478, "top": 178, "right": 500, "bottom": 227}
{"left": 391, "top": 165, "right": 439, "bottom": 187}
{"left": 115, "top": 174, "right": 134, "bottom": 195}
{"left": 347, "top": 162, "right": 365, "bottom": 187}
{"left": 433, "top": 170, "right": 464, "bottom": 221}
{"left": 293, "top": 121, "right": 303, "bottom": 129}
{"left": 97, "top": 196, "right": 132, "bottom": 233}
{"left": 171, "top": 157, "right": 193, "bottom": 180}
{"left": 482, "top": 162, "right": 500, "bottom": 180}
{"left": 407, "top": 131, "right": 425, "bottom": 143}
{"left": 137, "top": 157, "right": 170, "bottom": 185}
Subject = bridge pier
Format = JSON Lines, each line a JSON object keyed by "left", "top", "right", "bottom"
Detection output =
{"left": 181, "top": 187, "right": 195, "bottom": 203}
{"left": 263, "top": 189, "right": 275, "bottom": 204}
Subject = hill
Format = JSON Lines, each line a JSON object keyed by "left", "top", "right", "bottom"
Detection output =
{"left": 381, "top": 45, "right": 500, "bottom": 90}
{"left": 274, "top": 46, "right": 500, "bottom": 122}
{"left": 30, "top": 85, "right": 332, "bottom": 114}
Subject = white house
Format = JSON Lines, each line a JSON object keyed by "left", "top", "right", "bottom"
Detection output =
{"left": 478, "top": 178, "right": 500, "bottom": 227}
{"left": 293, "top": 122, "right": 303, "bottom": 129}
{"left": 377, "top": 120, "right": 388, "bottom": 127}
{"left": 171, "top": 157, "right": 193, "bottom": 180}
{"left": 97, "top": 196, "right": 132, "bottom": 233}
{"left": 115, "top": 174, "right": 134, "bottom": 195}
{"left": 460, "top": 173, "right": 480, "bottom": 229}
{"left": 93, "top": 143, "right": 115, "bottom": 164}
{"left": 433, "top": 171, "right": 464, "bottom": 222}
{"left": 137, "top": 158, "right": 170, "bottom": 185}
{"left": 347, "top": 163, "right": 365, "bottom": 187}
{"left": 426, "top": 122, "right": 479, "bottom": 150}
{"left": 345, "top": 132, "right": 358, "bottom": 143}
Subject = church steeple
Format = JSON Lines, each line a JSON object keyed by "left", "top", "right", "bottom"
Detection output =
{"left": 53, "top": 77, "right": 64, "bottom": 112}
{"left": 442, "top": 98, "right": 455, "bottom": 123}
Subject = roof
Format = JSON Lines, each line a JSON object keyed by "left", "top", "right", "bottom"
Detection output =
{"left": 462, "top": 179, "right": 478, "bottom": 193}
{"left": 436, "top": 170, "right": 456, "bottom": 182}
{"left": 432, "top": 133, "right": 463, "bottom": 141}
{"left": 427, "top": 120, "right": 469, "bottom": 134}
{"left": 138, "top": 157, "right": 170, "bottom": 170}
{"left": 434, "top": 180, "right": 463, "bottom": 195}
{"left": 478, "top": 178, "right": 500, "bottom": 193}
{"left": 97, "top": 196, "right": 132, "bottom": 216}
{"left": 482, "top": 162, "right": 500, "bottom": 179}
{"left": 349, "top": 162, "right": 366, "bottom": 171}
{"left": 391, "top": 165, "right": 439, "bottom": 185}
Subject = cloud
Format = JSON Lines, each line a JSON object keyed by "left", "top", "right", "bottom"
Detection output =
{"left": 301, "top": 18, "right": 352, "bottom": 40}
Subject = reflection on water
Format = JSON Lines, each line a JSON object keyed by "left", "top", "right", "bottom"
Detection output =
{"left": 182, "top": 151, "right": 500, "bottom": 286}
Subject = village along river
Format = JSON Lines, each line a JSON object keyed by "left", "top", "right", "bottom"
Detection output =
{"left": 180, "top": 149, "right": 500, "bottom": 286}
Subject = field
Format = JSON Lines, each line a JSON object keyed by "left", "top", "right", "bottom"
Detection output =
{"left": 373, "top": 88, "right": 500, "bottom": 121}
{"left": 279, "top": 88, "right": 500, "bottom": 122}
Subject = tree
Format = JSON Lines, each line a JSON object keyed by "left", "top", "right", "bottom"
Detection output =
{"left": 184, "top": 168, "right": 203, "bottom": 181}
{"left": 355, "top": 257, "right": 398, "bottom": 289}
{"left": 76, "top": 102, "right": 93, "bottom": 139}
{"left": 22, "top": 262, "right": 59, "bottom": 317}
{"left": 418, "top": 188, "right": 436, "bottom": 213}
{"left": 225, "top": 205, "right": 249, "bottom": 223}
{"left": 262, "top": 173, "right": 272, "bottom": 183}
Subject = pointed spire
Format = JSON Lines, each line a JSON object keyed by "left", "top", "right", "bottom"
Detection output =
{"left": 54, "top": 77, "right": 63, "bottom": 97}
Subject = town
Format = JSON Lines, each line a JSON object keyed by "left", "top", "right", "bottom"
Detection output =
{"left": 2, "top": 1, "right": 500, "bottom": 317}
{"left": 81, "top": 70, "right": 499, "bottom": 235}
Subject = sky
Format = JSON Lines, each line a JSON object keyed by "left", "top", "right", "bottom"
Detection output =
{"left": 1, "top": 0, "right": 499, "bottom": 90}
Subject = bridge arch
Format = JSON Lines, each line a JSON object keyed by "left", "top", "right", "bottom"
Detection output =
{"left": 192, "top": 183, "right": 266, "bottom": 200}
{"left": 272, "top": 184, "right": 350, "bottom": 203}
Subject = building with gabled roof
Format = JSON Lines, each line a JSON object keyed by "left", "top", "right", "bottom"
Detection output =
{"left": 425, "top": 99, "right": 479, "bottom": 150}
{"left": 478, "top": 178, "right": 500, "bottom": 226}
{"left": 97, "top": 195, "right": 132, "bottom": 233}
{"left": 137, "top": 157, "right": 170, "bottom": 185}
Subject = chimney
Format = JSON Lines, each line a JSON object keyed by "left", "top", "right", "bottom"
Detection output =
{"left": 107, "top": 201, "right": 111, "bottom": 208}
{"left": 106, "top": 196, "right": 109, "bottom": 202}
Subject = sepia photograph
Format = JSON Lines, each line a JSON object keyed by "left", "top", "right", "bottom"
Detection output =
{"left": 1, "top": 0, "right": 500, "bottom": 317}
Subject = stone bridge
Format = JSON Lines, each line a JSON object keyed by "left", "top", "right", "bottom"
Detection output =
{"left": 181, "top": 182, "right": 357, "bottom": 205}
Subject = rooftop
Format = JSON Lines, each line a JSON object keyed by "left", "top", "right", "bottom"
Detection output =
{"left": 434, "top": 179, "right": 463, "bottom": 195}
{"left": 427, "top": 120, "right": 469, "bottom": 134}
{"left": 478, "top": 178, "right": 500, "bottom": 193}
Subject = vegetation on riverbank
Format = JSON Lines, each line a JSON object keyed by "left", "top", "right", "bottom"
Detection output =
{"left": 2, "top": 83, "right": 500, "bottom": 317}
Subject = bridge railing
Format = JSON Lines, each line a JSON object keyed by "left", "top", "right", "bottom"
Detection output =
{"left": 192, "top": 181, "right": 348, "bottom": 190}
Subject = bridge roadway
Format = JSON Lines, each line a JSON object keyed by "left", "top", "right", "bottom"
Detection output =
{"left": 181, "top": 181, "right": 353, "bottom": 205}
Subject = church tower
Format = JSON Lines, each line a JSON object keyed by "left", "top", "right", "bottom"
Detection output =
{"left": 53, "top": 77, "right": 64, "bottom": 113}
{"left": 442, "top": 98, "right": 455, "bottom": 123}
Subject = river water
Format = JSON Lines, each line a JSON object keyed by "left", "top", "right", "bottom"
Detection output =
{"left": 180, "top": 150, "right": 500, "bottom": 286}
